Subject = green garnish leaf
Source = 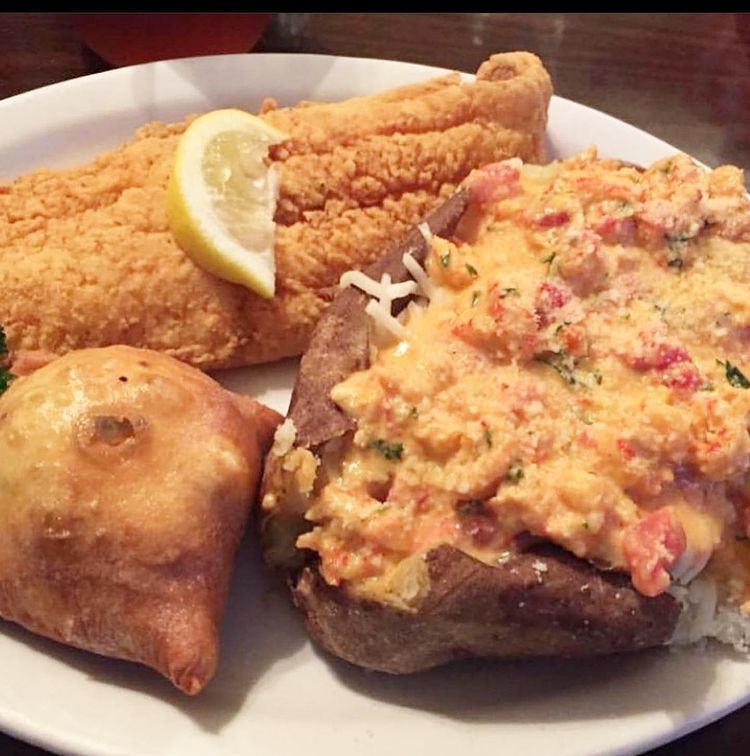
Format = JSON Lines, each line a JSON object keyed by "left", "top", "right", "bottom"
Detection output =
{"left": 440, "top": 252, "right": 451, "bottom": 268}
{"left": 471, "top": 291, "right": 481, "bottom": 307}
{"left": 506, "top": 462, "right": 524, "bottom": 483}
{"left": 582, "top": 520, "right": 590, "bottom": 529}
{"left": 500, "top": 287, "right": 519, "bottom": 297}
{"left": 592, "top": 370, "right": 603, "bottom": 385}
{"left": 0, "top": 370, "right": 13, "bottom": 395}
{"left": 410, "top": 405, "right": 419, "bottom": 419}
{"left": 368, "top": 438, "right": 404, "bottom": 461}
{"left": 717, "top": 359, "right": 750, "bottom": 389}
{"left": 535, "top": 351, "right": 577, "bottom": 386}
{"left": 0, "top": 325, "right": 14, "bottom": 396}
{"left": 465, "top": 263, "right": 478, "bottom": 277}
{"left": 483, "top": 426, "right": 493, "bottom": 448}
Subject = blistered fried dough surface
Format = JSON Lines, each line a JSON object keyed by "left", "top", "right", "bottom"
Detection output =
{"left": 0, "top": 53, "right": 552, "bottom": 369}
{"left": 0, "top": 346, "right": 279, "bottom": 694}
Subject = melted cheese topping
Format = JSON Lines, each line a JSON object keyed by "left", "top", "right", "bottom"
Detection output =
{"left": 298, "top": 151, "right": 750, "bottom": 608}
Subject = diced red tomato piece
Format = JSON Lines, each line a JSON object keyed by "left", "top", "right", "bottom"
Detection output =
{"left": 467, "top": 162, "right": 521, "bottom": 206}
{"left": 625, "top": 331, "right": 703, "bottom": 394}
{"left": 591, "top": 216, "right": 637, "bottom": 245}
{"left": 627, "top": 332, "right": 691, "bottom": 371}
{"left": 617, "top": 438, "right": 636, "bottom": 460}
{"left": 534, "top": 281, "right": 571, "bottom": 328}
{"left": 622, "top": 508, "right": 687, "bottom": 597}
{"left": 534, "top": 210, "right": 570, "bottom": 228}
{"left": 662, "top": 362, "right": 704, "bottom": 393}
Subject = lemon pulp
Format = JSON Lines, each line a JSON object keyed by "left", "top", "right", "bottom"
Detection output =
{"left": 167, "top": 109, "right": 287, "bottom": 298}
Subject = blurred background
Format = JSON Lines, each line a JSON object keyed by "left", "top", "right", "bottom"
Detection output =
{"left": 0, "top": 13, "right": 749, "bottom": 170}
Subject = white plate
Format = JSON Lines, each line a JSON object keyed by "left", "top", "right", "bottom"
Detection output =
{"left": 1, "top": 53, "right": 749, "bottom": 756}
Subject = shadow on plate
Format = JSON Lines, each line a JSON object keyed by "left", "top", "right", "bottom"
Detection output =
{"left": 322, "top": 639, "right": 732, "bottom": 727}
{"left": 0, "top": 537, "right": 307, "bottom": 734}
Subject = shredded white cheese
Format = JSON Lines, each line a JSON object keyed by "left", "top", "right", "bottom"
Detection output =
{"left": 402, "top": 251, "right": 434, "bottom": 300}
{"left": 417, "top": 221, "right": 433, "bottom": 245}
{"left": 339, "top": 270, "right": 416, "bottom": 301}
{"left": 365, "top": 299, "right": 408, "bottom": 339}
{"left": 339, "top": 269, "right": 418, "bottom": 341}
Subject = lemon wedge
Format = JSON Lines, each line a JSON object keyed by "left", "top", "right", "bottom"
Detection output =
{"left": 167, "top": 109, "right": 287, "bottom": 298}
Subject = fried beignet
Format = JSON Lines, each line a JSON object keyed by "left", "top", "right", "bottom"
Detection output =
{"left": 0, "top": 345, "right": 279, "bottom": 694}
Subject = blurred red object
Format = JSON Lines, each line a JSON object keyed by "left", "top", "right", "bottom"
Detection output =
{"left": 71, "top": 13, "right": 272, "bottom": 67}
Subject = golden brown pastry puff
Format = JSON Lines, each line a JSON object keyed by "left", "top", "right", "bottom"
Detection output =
{"left": 0, "top": 345, "right": 280, "bottom": 694}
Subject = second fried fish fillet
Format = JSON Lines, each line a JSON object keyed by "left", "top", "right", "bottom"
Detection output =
{"left": 0, "top": 52, "right": 552, "bottom": 370}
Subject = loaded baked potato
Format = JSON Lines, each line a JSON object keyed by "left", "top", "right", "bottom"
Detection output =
{"left": 261, "top": 151, "right": 750, "bottom": 672}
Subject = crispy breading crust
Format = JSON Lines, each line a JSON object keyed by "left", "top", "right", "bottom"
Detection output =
{"left": 0, "top": 53, "right": 552, "bottom": 370}
{"left": 261, "top": 189, "right": 682, "bottom": 673}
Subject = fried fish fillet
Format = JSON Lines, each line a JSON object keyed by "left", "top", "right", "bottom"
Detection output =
{"left": 0, "top": 52, "right": 551, "bottom": 370}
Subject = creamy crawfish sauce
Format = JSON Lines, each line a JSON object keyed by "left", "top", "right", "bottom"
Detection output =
{"left": 298, "top": 151, "right": 750, "bottom": 607}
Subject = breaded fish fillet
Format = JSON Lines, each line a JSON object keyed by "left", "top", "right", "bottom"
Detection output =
{"left": 0, "top": 53, "right": 551, "bottom": 370}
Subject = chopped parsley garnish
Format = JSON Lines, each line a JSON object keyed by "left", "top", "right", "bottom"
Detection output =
{"left": 506, "top": 462, "right": 524, "bottom": 483}
{"left": 0, "top": 325, "right": 13, "bottom": 396}
{"left": 368, "top": 438, "right": 404, "bottom": 461}
{"left": 699, "top": 382, "right": 715, "bottom": 392}
{"left": 440, "top": 252, "right": 451, "bottom": 268}
{"left": 717, "top": 359, "right": 750, "bottom": 389}
{"left": 541, "top": 252, "right": 556, "bottom": 273}
{"left": 535, "top": 351, "right": 577, "bottom": 386}
{"left": 500, "top": 287, "right": 519, "bottom": 297}
{"left": 410, "top": 405, "right": 419, "bottom": 419}
{"left": 483, "top": 426, "right": 493, "bottom": 447}
{"left": 465, "top": 263, "right": 478, "bottom": 277}
{"left": 0, "top": 370, "right": 12, "bottom": 395}
{"left": 471, "top": 291, "right": 481, "bottom": 307}
{"left": 592, "top": 370, "right": 603, "bottom": 385}
{"left": 582, "top": 520, "right": 590, "bottom": 529}
{"left": 456, "top": 499, "right": 487, "bottom": 517}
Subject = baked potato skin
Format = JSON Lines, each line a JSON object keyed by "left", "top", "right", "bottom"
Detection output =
{"left": 286, "top": 189, "right": 470, "bottom": 450}
{"left": 294, "top": 545, "right": 680, "bottom": 674}
{"left": 262, "top": 190, "right": 681, "bottom": 671}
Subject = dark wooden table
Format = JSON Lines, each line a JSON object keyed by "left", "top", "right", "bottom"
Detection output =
{"left": 0, "top": 12, "right": 748, "bottom": 756}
